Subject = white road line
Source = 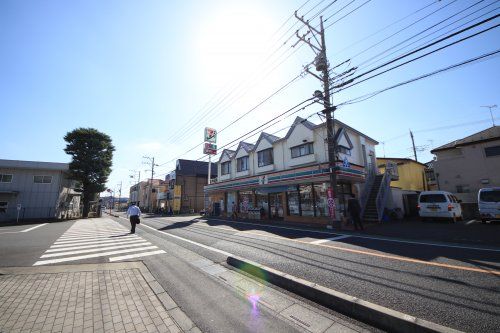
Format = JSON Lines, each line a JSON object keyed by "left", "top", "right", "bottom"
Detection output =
{"left": 51, "top": 237, "right": 139, "bottom": 248}
{"left": 21, "top": 224, "right": 48, "bottom": 232}
{"left": 61, "top": 230, "right": 127, "bottom": 236}
{"left": 33, "top": 245, "right": 159, "bottom": 266}
{"left": 57, "top": 233, "right": 130, "bottom": 241}
{"left": 109, "top": 250, "right": 166, "bottom": 262}
{"left": 140, "top": 223, "right": 234, "bottom": 257}
{"left": 41, "top": 242, "right": 152, "bottom": 258}
{"left": 45, "top": 239, "right": 150, "bottom": 253}
{"left": 310, "top": 235, "right": 351, "bottom": 244}
{"left": 54, "top": 234, "right": 137, "bottom": 243}
{"left": 205, "top": 218, "right": 500, "bottom": 252}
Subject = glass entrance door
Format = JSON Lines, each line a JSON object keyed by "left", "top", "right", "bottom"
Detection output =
{"left": 269, "top": 193, "right": 284, "bottom": 219}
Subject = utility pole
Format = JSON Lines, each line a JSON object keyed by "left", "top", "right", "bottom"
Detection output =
{"left": 480, "top": 105, "right": 497, "bottom": 126}
{"left": 410, "top": 130, "right": 418, "bottom": 162}
{"left": 143, "top": 156, "right": 158, "bottom": 213}
{"left": 117, "top": 181, "right": 122, "bottom": 212}
{"left": 129, "top": 170, "right": 141, "bottom": 206}
{"left": 294, "top": 12, "right": 339, "bottom": 227}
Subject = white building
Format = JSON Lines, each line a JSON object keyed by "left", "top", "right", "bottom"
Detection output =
{"left": 0, "top": 159, "right": 81, "bottom": 222}
{"left": 205, "top": 117, "right": 382, "bottom": 225}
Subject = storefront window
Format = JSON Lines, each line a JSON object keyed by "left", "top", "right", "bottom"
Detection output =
{"left": 300, "top": 184, "right": 314, "bottom": 217}
{"left": 313, "top": 183, "right": 329, "bottom": 217}
{"left": 286, "top": 188, "right": 300, "bottom": 216}
{"left": 256, "top": 194, "right": 269, "bottom": 218}
{"left": 336, "top": 182, "right": 353, "bottom": 216}
{"left": 238, "top": 191, "right": 254, "bottom": 213}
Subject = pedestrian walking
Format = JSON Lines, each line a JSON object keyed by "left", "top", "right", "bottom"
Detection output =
{"left": 126, "top": 203, "right": 141, "bottom": 234}
{"left": 231, "top": 202, "right": 238, "bottom": 219}
{"left": 347, "top": 194, "right": 364, "bottom": 231}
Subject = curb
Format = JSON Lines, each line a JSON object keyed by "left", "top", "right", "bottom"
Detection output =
{"left": 227, "top": 255, "right": 463, "bottom": 333}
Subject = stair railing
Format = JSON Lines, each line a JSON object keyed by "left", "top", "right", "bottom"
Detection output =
{"left": 375, "top": 170, "right": 391, "bottom": 221}
{"left": 360, "top": 163, "right": 376, "bottom": 216}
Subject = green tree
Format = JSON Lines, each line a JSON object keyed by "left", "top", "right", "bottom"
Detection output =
{"left": 64, "top": 128, "right": 115, "bottom": 217}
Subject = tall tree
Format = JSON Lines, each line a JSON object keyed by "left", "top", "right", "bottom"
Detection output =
{"left": 64, "top": 128, "right": 115, "bottom": 217}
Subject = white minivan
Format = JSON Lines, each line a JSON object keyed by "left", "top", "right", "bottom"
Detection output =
{"left": 418, "top": 191, "right": 462, "bottom": 222}
{"left": 478, "top": 187, "right": 500, "bottom": 223}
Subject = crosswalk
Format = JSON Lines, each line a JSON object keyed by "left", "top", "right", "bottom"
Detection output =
{"left": 33, "top": 218, "right": 166, "bottom": 266}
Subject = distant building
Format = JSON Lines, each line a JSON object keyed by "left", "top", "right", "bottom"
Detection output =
{"left": 431, "top": 126, "right": 500, "bottom": 216}
{"left": 377, "top": 157, "right": 428, "bottom": 191}
{"left": 166, "top": 160, "right": 216, "bottom": 214}
{"left": 377, "top": 157, "right": 428, "bottom": 217}
{"left": 0, "top": 159, "right": 81, "bottom": 222}
{"left": 129, "top": 179, "right": 164, "bottom": 211}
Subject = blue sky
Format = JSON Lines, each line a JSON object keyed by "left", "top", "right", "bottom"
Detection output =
{"left": 1, "top": 0, "right": 499, "bottom": 195}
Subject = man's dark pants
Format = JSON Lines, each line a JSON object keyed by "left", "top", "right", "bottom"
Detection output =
{"left": 353, "top": 215, "right": 364, "bottom": 230}
{"left": 129, "top": 215, "right": 138, "bottom": 233}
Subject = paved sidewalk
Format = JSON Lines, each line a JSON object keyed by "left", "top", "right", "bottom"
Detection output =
{"left": 0, "top": 262, "right": 196, "bottom": 333}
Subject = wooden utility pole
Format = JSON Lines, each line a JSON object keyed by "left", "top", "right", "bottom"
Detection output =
{"left": 410, "top": 130, "right": 418, "bottom": 162}
{"left": 294, "top": 13, "right": 339, "bottom": 226}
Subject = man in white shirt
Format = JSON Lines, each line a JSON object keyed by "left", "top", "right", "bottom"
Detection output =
{"left": 126, "top": 203, "right": 141, "bottom": 234}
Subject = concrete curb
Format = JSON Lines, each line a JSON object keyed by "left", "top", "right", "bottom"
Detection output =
{"left": 227, "top": 255, "right": 463, "bottom": 333}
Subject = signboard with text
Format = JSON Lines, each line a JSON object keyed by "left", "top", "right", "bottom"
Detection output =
{"left": 203, "top": 143, "right": 217, "bottom": 155}
{"left": 204, "top": 127, "right": 217, "bottom": 143}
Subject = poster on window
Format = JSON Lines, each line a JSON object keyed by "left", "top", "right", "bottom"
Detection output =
{"left": 327, "top": 187, "right": 336, "bottom": 219}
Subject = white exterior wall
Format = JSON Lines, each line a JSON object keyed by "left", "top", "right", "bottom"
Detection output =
{"left": 433, "top": 139, "right": 500, "bottom": 203}
{"left": 234, "top": 148, "right": 250, "bottom": 178}
{"left": 215, "top": 121, "right": 378, "bottom": 181}
{"left": 254, "top": 139, "right": 275, "bottom": 174}
{"left": 0, "top": 167, "right": 76, "bottom": 221}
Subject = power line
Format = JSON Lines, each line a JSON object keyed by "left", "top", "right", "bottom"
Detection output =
{"left": 355, "top": 0, "right": 497, "bottom": 70}
{"left": 332, "top": 15, "right": 500, "bottom": 93}
{"left": 337, "top": 48, "right": 500, "bottom": 106}
{"left": 358, "top": 2, "right": 500, "bottom": 71}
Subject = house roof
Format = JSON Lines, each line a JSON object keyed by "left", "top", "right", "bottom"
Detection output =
{"left": 251, "top": 132, "right": 281, "bottom": 151}
{"left": 218, "top": 149, "right": 236, "bottom": 162}
{"left": 313, "top": 119, "right": 379, "bottom": 144}
{"left": 0, "top": 159, "right": 69, "bottom": 171}
{"left": 175, "top": 159, "right": 217, "bottom": 176}
{"left": 277, "top": 117, "right": 317, "bottom": 142}
{"left": 377, "top": 157, "right": 427, "bottom": 167}
{"left": 235, "top": 141, "right": 255, "bottom": 154}
{"left": 431, "top": 126, "right": 500, "bottom": 153}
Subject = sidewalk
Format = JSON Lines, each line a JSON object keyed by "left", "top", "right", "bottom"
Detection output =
{"left": 0, "top": 262, "right": 197, "bottom": 333}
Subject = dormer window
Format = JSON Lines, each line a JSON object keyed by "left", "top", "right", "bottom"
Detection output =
{"left": 221, "top": 161, "right": 231, "bottom": 175}
{"left": 337, "top": 146, "right": 351, "bottom": 156}
{"left": 291, "top": 143, "right": 314, "bottom": 158}
{"left": 258, "top": 148, "right": 273, "bottom": 167}
{"left": 237, "top": 156, "right": 249, "bottom": 172}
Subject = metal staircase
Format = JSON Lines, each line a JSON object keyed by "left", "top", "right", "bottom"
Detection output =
{"left": 362, "top": 174, "right": 385, "bottom": 221}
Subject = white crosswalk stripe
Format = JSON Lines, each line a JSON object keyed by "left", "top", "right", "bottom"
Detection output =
{"left": 33, "top": 218, "right": 165, "bottom": 266}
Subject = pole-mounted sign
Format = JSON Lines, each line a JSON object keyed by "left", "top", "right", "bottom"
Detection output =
{"left": 203, "top": 143, "right": 217, "bottom": 155}
{"left": 204, "top": 127, "right": 217, "bottom": 143}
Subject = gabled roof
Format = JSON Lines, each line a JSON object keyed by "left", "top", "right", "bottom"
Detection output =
{"left": 333, "top": 127, "right": 354, "bottom": 149}
{"left": 175, "top": 159, "right": 216, "bottom": 176}
{"left": 313, "top": 119, "right": 379, "bottom": 144}
{"left": 377, "top": 157, "right": 427, "bottom": 167}
{"left": 277, "top": 116, "right": 317, "bottom": 142}
{"left": 218, "top": 149, "right": 236, "bottom": 162}
{"left": 431, "top": 126, "right": 499, "bottom": 153}
{"left": 235, "top": 141, "right": 255, "bottom": 155}
{"left": 251, "top": 132, "right": 281, "bottom": 151}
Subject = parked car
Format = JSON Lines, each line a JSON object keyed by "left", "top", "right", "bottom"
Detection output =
{"left": 478, "top": 187, "right": 500, "bottom": 223}
{"left": 417, "top": 191, "right": 462, "bottom": 222}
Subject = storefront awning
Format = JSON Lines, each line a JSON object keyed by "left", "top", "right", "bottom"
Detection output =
{"left": 255, "top": 186, "right": 291, "bottom": 195}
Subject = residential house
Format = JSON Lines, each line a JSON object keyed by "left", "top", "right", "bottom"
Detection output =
{"left": 430, "top": 126, "right": 500, "bottom": 215}
{"left": 205, "top": 116, "right": 381, "bottom": 224}
{"left": 377, "top": 157, "right": 428, "bottom": 216}
{"left": 129, "top": 179, "right": 164, "bottom": 212}
{"left": 0, "top": 159, "right": 81, "bottom": 222}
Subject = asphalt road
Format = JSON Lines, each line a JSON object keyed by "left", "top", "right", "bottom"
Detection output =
{"left": 0, "top": 219, "right": 378, "bottom": 333}
{"left": 109, "top": 213, "right": 500, "bottom": 333}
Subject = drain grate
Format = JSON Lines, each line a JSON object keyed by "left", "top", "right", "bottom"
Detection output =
{"left": 289, "top": 315, "right": 311, "bottom": 328}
